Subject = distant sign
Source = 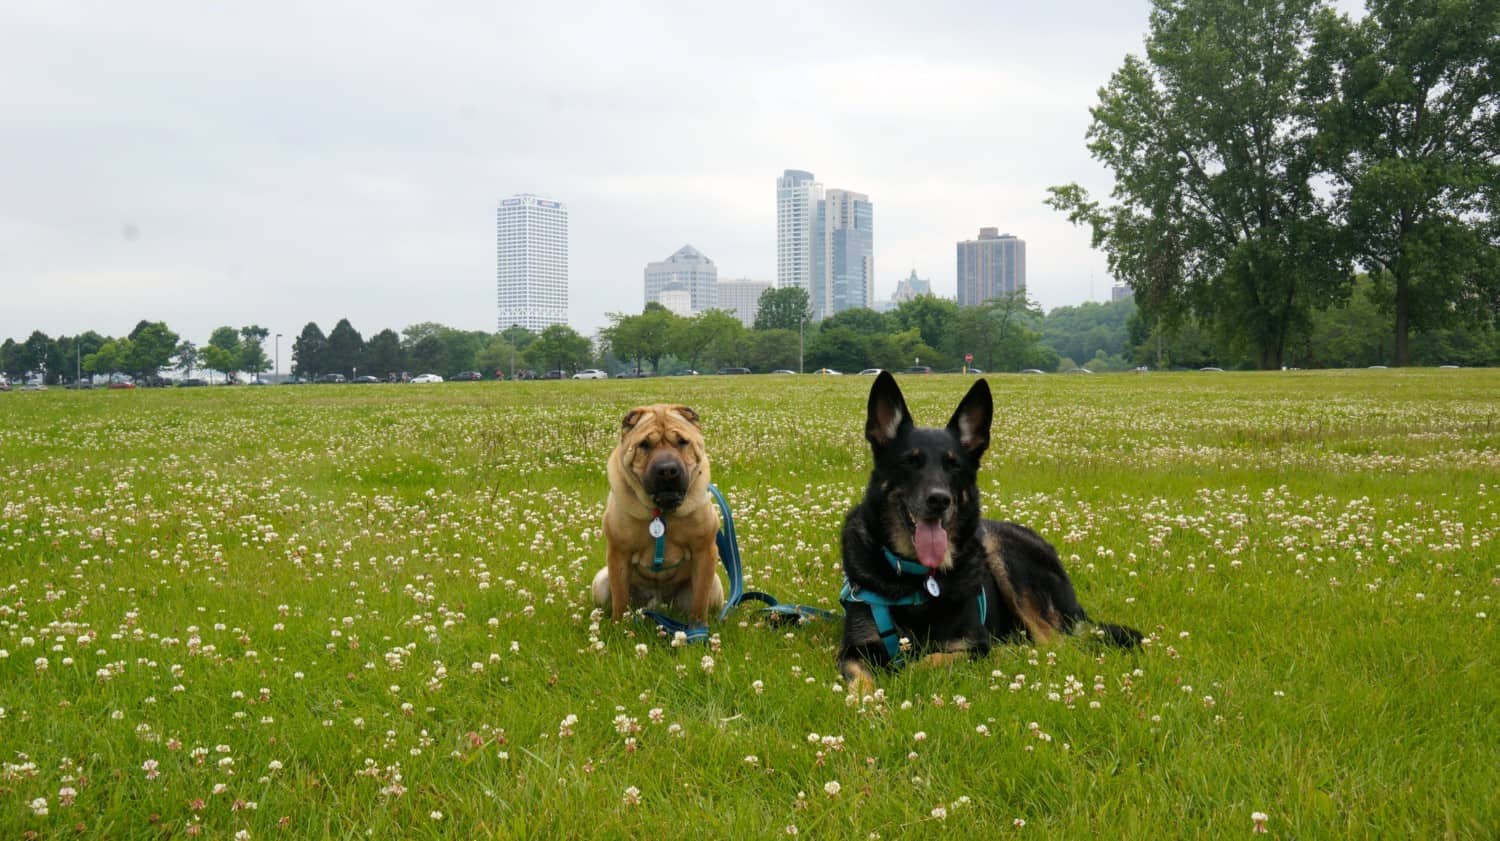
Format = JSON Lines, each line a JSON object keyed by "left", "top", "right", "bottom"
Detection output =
{"left": 537, "top": 200, "right": 561, "bottom": 209}
{"left": 501, "top": 199, "right": 523, "bottom": 207}
{"left": 965, "top": 353, "right": 973, "bottom": 363}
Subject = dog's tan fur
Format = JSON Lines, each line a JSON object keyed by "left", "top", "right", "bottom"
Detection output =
{"left": 592, "top": 404, "right": 723, "bottom": 623}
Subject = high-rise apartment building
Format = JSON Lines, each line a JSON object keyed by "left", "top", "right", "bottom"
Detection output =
{"left": 777, "top": 170, "right": 821, "bottom": 293}
{"left": 496, "top": 194, "right": 568, "bottom": 332}
{"left": 717, "top": 278, "right": 772, "bottom": 327}
{"left": 644, "top": 244, "right": 717, "bottom": 314}
{"left": 812, "top": 188, "right": 874, "bottom": 320}
{"left": 956, "top": 228, "right": 1026, "bottom": 306}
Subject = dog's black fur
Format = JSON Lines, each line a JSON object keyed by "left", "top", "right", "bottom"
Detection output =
{"left": 837, "top": 372, "right": 1142, "bottom": 689}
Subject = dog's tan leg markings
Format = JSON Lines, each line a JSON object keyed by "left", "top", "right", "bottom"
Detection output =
{"left": 1017, "top": 596, "right": 1061, "bottom": 645}
{"left": 914, "top": 638, "right": 974, "bottom": 670}
{"left": 841, "top": 660, "right": 877, "bottom": 697}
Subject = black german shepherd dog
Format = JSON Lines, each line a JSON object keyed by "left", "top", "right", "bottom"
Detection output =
{"left": 838, "top": 372, "right": 1142, "bottom": 691}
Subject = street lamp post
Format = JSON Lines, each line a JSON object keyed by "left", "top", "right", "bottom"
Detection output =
{"left": 275, "top": 333, "right": 282, "bottom": 384}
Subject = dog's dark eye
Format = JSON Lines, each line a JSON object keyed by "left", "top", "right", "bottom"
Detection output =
{"left": 944, "top": 452, "right": 960, "bottom": 470}
{"left": 675, "top": 438, "right": 689, "bottom": 448}
{"left": 902, "top": 451, "right": 922, "bottom": 467}
{"left": 639, "top": 441, "right": 653, "bottom": 452}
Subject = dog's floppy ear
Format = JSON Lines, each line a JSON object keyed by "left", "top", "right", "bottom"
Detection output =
{"left": 668, "top": 405, "right": 700, "bottom": 428}
{"left": 620, "top": 408, "right": 647, "bottom": 438}
{"left": 866, "top": 371, "right": 913, "bottom": 450}
{"left": 946, "top": 378, "right": 992, "bottom": 457}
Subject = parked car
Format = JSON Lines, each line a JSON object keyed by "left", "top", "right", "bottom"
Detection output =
{"left": 857, "top": 368, "right": 882, "bottom": 376}
{"left": 66, "top": 380, "right": 94, "bottom": 390}
{"left": 669, "top": 369, "right": 699, "bottom": 376}
{"left": 108, "top": 380, "right": 137, "bottom": 390}
{"left": 246, "top": 377, "right": 271, "bottom": 386}
{"left": 903, "top": 365, "right": 933, "bottom": 375}
{"left": 541, "top": 370, "right": 565, "bottom": 380}
{"left": 716, "top": 367, "right": 751, "bottom": 375}
{"left": 411, "top": 373, "right": 444, "bottom": 383}
{"left": 316, "top": 373, "right": 347, "bottom": 384}
{"left": 1198, "top": 367, "right": 1224, "bottom": 373}
{"left": 281, "top": 376, "right": 309, "bottom": 385}
{"left": 813, "top": 368, "right": 841, "bottom": 375}
{"left": 616, "top": 368, "right": 652, "bottom": 378}
{"left": 771, "top": 369, "right": 796, "bottom": 375}
{"left": 177, "top": 378, "right": 207, "bottom": 387}
{"left": 1063, "top": 367, "right": 1093, "bottom": 375}
{"left": 1020, "top": 368, "right": 1045, "bottom": 375}
{"left": 452, "top": 371, "right": 483, "bottom": 381}
{"left": 352, "top": 375, "right": 381, "bottom": 384}
{"left": 572, "top": 368, "right": 608, "bottom": 380}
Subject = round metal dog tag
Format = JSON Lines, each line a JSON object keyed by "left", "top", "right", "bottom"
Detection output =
{"left": 648, "top": 517, "right": 666, "bottom": 539}
{"left": 925, "top": 576, "right": 941, "bottom": 598}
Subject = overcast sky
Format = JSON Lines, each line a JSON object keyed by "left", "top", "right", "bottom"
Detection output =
{"left": 1, "top": 0, "right": 1366, "bottom": 346}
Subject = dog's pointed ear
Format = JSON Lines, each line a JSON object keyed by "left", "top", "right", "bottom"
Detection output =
{"left": 668, "top": 405, "right": 700, "bottom": 428}
{"left": 620, "top": 408, "right": 646, "bottom": 438}
{"left": 866, "top": 371, "right": 913, "bottom": 450}
{"left": 946, "top": 378, "right": 992, "bottom": 457}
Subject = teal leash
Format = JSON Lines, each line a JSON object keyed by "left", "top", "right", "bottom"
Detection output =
{"left": 641, "top": 484, "right": 839, "bottom": 642}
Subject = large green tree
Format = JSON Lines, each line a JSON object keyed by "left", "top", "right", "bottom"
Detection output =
{"left": 123, "top": 322, "right": 179, "bottom": 382}
{"left": 1310, "top": 0, "right": 1500, "bottom": 365}
{"left": 947, "top": 292, "right": 1058, "bottom": 372}
{"left": 753, "top": 287, "right": 812, "bottom": 332}
{"left": 238, "top": 325, "right": 271, "bottom": 378}
{"left": 175, "top": 340, "right": 199, "bottom": 379}
{"left": 603, "top": 303, "right": 678, "bottom": 373}
{"left": 525, "top": 324, "right": 592, "bottom": 374}
{"left": 669, "top": 310, "right": 744, "bottom": 373}
{"left": 363, "top": 329, "right": 405, "bottom": 379}
{"left": 84, "top": 339, "right": 130, "bottom": 379}
{"left": 324, "top": 319, "right": 364, "bottom": 377}
{"left": 200, "top": 326, "right": 242, "bottom": 382}
{"left": 291, "top": 322, "right": 327, "bottom": 378}
{"left": 1049, "top": 0, "right": 1349, "bottom": 369}
{"left": 22, "top": 331, "right": 61, "bottom": 383}
{"left": 888, "top": 296, "right": 959, "bottom": 368}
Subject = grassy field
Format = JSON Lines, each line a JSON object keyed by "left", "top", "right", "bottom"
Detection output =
{"left": 1, "top": 370, "right": 1496, "bottom": 839}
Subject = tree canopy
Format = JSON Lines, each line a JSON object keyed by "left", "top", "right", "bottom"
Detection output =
{"left": 1049, "top": 0, "right": 1350, "bottom": 369}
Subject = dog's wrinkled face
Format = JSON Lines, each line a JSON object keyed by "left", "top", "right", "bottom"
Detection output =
{"left": 619, "top": 404, "right": 706, "bottom": 512}
{"left": 865, "top": 372, "right": 992, "bottom": 570}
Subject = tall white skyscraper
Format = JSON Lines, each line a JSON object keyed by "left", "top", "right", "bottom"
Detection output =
{"left": 777, "top": 170, "right": 821, "bottom": 293}
{"left": 496, "top": 194, "right": 568, "bottom": 332}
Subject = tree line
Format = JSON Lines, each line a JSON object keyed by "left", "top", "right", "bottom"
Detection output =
{"left": 1047, "top": 0, "right": 1499, "bottom": 369}
{"left": 4, "top": 279, "right": 1494, "bottom": 387}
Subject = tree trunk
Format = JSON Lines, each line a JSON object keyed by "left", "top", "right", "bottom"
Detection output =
{"left": 1258, "top": 344, "right": 1283, "bottom": 371}
{"left": 1393, "top": 269, "right": 1410, "bottom": 367}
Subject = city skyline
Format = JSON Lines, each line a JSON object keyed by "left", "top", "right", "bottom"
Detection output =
{"left": 0, "top": 1, "right": 1370, "bottom": 345}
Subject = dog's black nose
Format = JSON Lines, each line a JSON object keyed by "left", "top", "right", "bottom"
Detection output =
{"left": 925, "top": 489, "right": 952, "bottom": 514}
{"left": 651, "top": 460, "right": 682, "bottom": 484}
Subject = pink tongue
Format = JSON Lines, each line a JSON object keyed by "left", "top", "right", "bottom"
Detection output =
{"left": 913, "top": 521, "right": 947, "bottom": 570}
